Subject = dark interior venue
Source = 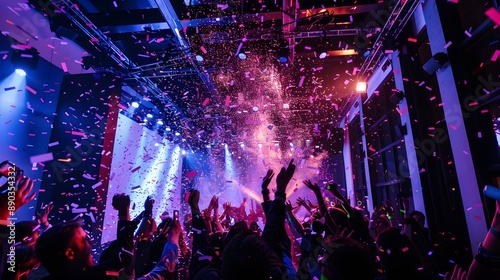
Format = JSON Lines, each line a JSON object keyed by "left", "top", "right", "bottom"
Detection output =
{"left": 1, "top": 0, "right": 500, "bottom": 279}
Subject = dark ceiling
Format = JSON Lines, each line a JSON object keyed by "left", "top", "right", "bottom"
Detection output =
{"left": 27, "top": 0, "right": 416, "bottom": 152}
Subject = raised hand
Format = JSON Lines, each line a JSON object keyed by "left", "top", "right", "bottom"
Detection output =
{"left": 262, "top": 169, "right": 275, "bottom": 190}
{"left": 112, "top": 193, "right": 130, "bottom": 211}
{"left": 276, "top": 159, "right": 296, "bottom": 193}
{"left": 188, "top": 189, "right": 201, "bottom": 215}
{"left": 326, "top": 182, "right": 343, "bottom": 200}
{"left": 284, "top": 200, "right": 296, "bottom": 213}
{"left": 36, "top": 202, "right": 54, "bottom": 226}
{"left": 444, "top": 264, "right": 467, "bottom": 280}
{"left": 296, "top": 197, "right": 306, "bottom": 206}
{"left": 0, "top": 170, "right": 36, "bottom": 220}
{"left": 144, "top": 196, "right": 155, "bottom": 214}
{"left": 303, "top": 180, "right": 321, "bottom": 193}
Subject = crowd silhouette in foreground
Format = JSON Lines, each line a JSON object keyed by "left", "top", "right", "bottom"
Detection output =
{"left": 1, "top": 159, "right": 500, "bottom": 279}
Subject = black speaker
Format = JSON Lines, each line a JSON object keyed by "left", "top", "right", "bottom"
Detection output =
{"left": 422, "top": 52, "right": 448, "bottom": 75}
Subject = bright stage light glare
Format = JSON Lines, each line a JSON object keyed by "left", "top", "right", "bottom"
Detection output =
{"left": 258, "top": 143, "right": 262, "bottom": 149}
{"left": 181, "top": 150, "right": 186, "bottom": 155}
{"left": 131, "top": 101, "right": 139, "bottom": 108}
{"left": 356, "top": 82, "right": 367, "bottom": 93}
{"left": 157, "top": 120, "right": 164, "bottom": 125}
{"left": 146, "top": 113, "right": 153, "bottom": 118}
{"left": 15, "top": 69, "right": 26, "bottom": 76}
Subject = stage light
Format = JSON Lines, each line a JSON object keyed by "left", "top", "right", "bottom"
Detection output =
{"left": 166, "top": 127, "right": 171, "bottom": 132}
{"left": 283, "top": 103, "right": 290, "bottom": 109}
{"left": 278, "top": 43, "right": 290, "bottom": 63}
{"left": 316, "top": 45, "right": 328, "bottom": 59}
{"left": 157, "top": 119, "right": 164, "bottom": 125}
{"left": 155, "top": 143, "right": 159, "bottom": 147}
{"left": 195, "top": 55, "right": 204, "bottom": 62}
{"left": 15, "top": 69, "right": 26, "bottom": 76}
{"left": 146, "top": 113, "right": 153, "bottom": 118}
{"left": 258, "top": 143, "right": 262, "bottom": 149}
{"left": 252, "top": 106, "right": 258, "bottom": 112}
{"left": 238, "top": 52, "right": 247, "bottom": 60}
{"left": 175, "top": 132, "right": 180, "bottom": 136}
{"left": 131, "top": 101, "right": 140, "bottom": 108}
{"left": 356, "top": 81, "right": 367, "bottom": 93}
{"left": 240, "top": 143, "right": 245, "bottom": 148}
{"left": 11, "top": 47, "right": 39, "bottom": 70}
{"left": 181, "top": 150, "right": 186, "bottom": 155}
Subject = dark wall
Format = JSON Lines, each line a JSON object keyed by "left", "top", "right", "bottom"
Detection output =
{"left": 36, "top": 73, "right": 121, "bottom": 250}
{"left": 0, "top": 35, "right": 64, "bottom": 219}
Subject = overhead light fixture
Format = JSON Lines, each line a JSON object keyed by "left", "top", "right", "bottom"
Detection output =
{"left": 356, "top": 82, "right": 367, "bottom": 93}
{"left": 238, "top": 52, "right": 247, "bottom": 60}
{"left": 15, "top": 69, "right": 26, "bottom": 76}
{"left": 11, "top": 47, "right": 39, "bottom": 70}
{"left": 316, "top": 45, "right": 328, "bottom": 59}
{"left": 131, "top": 101, "right": 140, "bottom": 108}
{"left": 278, "top": 42, "right": 290, "bottom": 63}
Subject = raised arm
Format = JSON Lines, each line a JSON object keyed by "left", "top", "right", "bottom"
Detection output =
{"left": 468, "top": 198, "right": 500, "bottom": 280}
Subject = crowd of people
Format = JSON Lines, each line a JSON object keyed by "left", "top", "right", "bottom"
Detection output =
{"left": 1, "top": 159, "right": 500, "bottom": 279}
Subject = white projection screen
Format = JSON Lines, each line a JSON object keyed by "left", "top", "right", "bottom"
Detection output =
{"left": 101, "top": 113, "right": 182, "bottom": 244}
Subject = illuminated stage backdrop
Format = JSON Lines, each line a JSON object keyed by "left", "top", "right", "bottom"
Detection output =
{"left": 101, "top": 113, "right": 182, "bottom": 244}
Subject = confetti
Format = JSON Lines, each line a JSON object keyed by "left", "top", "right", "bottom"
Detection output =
{"left": 30, "top": 153, "right": 54, "bottom": 164}
{"left": 485, "top": 7, "right": 500, "bottom": 25}
{"left": 491, "top": 50, "right": 500, "bottom": 62}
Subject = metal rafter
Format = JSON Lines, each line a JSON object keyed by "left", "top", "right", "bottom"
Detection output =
{"left": 49, "top": 0, "right": 188, "bottom": 119}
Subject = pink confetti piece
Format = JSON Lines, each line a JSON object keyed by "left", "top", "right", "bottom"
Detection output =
{"left": 26, "top": 85, "right": 37, "bottom": 94}
{"left": 491, "top": 50, "right": 500, "bottom": 62}
{"left": 91, "top": 181, "right": 102, "bottom": 189}
{"left": 298, "top": 76, "right": 305, "bottom": 87}
{"left": 444, "top": 41, "right": 452, "bottom": 48}
{"left": 187, "top": 170, "right": 198, "bottom": 178}
{"left": 2, "top": 54, "right": 7, "bottom": 60}
{"left": 464, "top": 30, "right": 472, "bottom": 37}
{"left": 113, "top": 1, "right": 117, "bottom": 7}
{"left": 30, "top": 153, "right": 54, "bottom": 164}
{"left": 447, "top": 0, "right": 458, "bottom": 3}
{"left": 48, "top": 141, "right": 59, "bottom": 147}
{"left": 449, "top": 124, "right": 457, "bottom": 130}
{"left": 61, "top": 62, "right": 68, "bottom": 72}
{"left": 71, "top": 131, "right": 86, "bottom": 136}
{"left": 202, "top": 98, "right": 210, "bottom": 106}
{"left": 407, "top": 37, "right": 417, "bottom": 43}
{"left": 485, "top": 7, "right": 500, "bottom": 25}
{"left": 225, "top": 95, "right": 230, "bottom": 107}
{"left": 200, "top": 46, "right": 207, "bottom": 54}
{"left": 8, "top": 145, "right": 17, "bottom": 150}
